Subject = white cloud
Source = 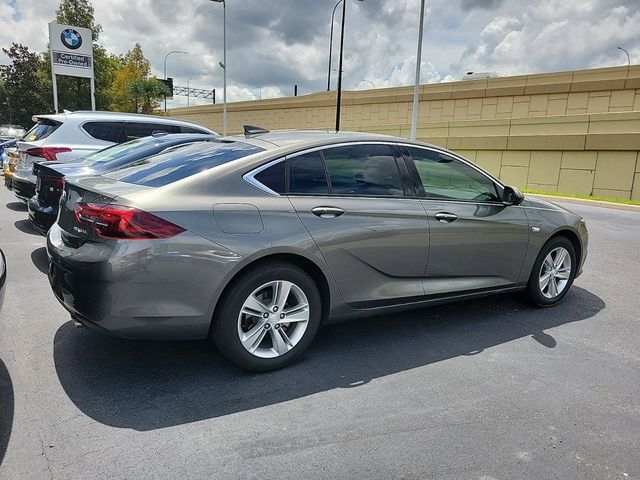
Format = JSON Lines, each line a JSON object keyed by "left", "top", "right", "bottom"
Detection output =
{"left": 1, "top": 0, "right": 639, "bottom": 106}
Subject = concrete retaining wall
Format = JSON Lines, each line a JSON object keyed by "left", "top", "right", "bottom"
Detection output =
{"left": 169, "top": 65, "right": 640, "bottom": 200}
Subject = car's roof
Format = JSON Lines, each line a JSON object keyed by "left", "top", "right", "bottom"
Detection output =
{"left": 222, "top": 130, "right": 435, "bottom": 151}
{"left": 32, "top": 111, "right": 214, "bottom": 129}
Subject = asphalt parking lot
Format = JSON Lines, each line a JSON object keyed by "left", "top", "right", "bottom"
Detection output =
{"left": 0, "top": 185, "right": 638, "bottom": 480}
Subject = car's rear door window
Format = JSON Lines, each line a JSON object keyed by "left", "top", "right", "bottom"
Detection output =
{"left": 407, "top": 147, "right": 499, "bottom": 202}
{"left": 82, "top": 121, "right": 126, "bottom": 143}
{"left": 125, "top": 122, "right": 181, "bottom": 140}
{"left": 322, "top": 144, "right": 404, "bottom": 197}
{"left": 288, "top": 152, "right": 329, "bottom": 194}
{"left": 181, "top": 125, "right": 211, "bottom": 134}
{"left": 107, "top": 141, "right": 264, "bottom": 187}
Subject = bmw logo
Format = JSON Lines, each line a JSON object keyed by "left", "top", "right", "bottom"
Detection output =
{"left": 61, "top": 29, "right": 82, "bottom": 50}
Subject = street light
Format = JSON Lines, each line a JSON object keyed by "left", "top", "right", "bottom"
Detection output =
{"left": 335, "top": 0, "right": 364, "bottom": 132}
{"left": 617, "top": 46, "right": 631, "bottom": 67}
{"left": 410, "top": 0, "right": 426, "bottom": 141}
{"left": 360, "top": 79, "right": 376, "bottom": 89}
{"left": 163, "top": 50, "right": 188, "bottom": 112}
{"left": 327, "top": 0, "right": 343, "bottom": 91}
{"left": 210, "top": 0, "right": 227, "bottom": 136}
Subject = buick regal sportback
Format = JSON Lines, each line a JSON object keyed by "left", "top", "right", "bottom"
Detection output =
{"left": 47, "top": 130, "right": 588, "bottom": 371}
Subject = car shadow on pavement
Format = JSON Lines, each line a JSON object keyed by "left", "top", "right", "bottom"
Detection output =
{"left": 0, "top": 357, "right": 14, "bottom": 466}
{"left": 53, "top": 286, "right": 604, "bottom": 432}
{"left": 5, "top": 202, "right": 26, "bottom": 212}
{"left": 30, "top": 247, "right": 49, "bottom": 275}
{"left": 14, "top": 220, "right": 41, "bottom": 237}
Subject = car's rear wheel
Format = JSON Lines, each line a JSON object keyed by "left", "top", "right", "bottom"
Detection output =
{"left": 212, "top": 262, "right": 322, "bottom": 371}
{"left": 526, "top": 236, "right": 577, "bottom": 307}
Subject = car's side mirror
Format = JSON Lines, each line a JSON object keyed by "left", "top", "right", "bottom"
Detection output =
{"left": 502, "top": 185, "right": 524, "bottom": 206}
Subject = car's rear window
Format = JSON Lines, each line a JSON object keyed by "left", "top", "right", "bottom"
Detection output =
{"left": 23, "top": 119, "right": 61, "bottom": 141}
{"left": 106, "top": 141, "right": 264, "bottom": 187}
{"left": 80, "top": 137, "right": 159, "bottom": 165}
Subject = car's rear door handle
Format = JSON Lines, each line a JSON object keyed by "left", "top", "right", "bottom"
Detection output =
{"left": 311, "top": 206, "right": 345, "bottom": 218}
{"left": 434, "top": 212, "right": 458, "bottom": 223}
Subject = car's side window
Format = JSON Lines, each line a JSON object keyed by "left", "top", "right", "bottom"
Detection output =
{"left": 82, "top": 122, "right": 125, "bottom": 143}
{"left": 322, "top": 144, "right": 404, "bottom": 197}
{"left": 125, "top": 122, "right": 181, "bottom": 140}
{"left": 288, "top": 152, "right": 329, "bottom": 195}
{"left": 407, "top": 147, "right": 500, "bottom": 202}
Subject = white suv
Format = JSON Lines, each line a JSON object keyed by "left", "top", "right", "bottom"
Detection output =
{"left": 11, "top": 111, "right": 216, "bottom": 201}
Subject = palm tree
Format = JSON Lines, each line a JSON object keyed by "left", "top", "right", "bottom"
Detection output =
{"left": 128, "top": 78, "right": 170, "bottom": 114}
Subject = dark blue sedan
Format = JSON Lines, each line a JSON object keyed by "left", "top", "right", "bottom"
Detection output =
{"left": 28, "top": 133, "right": 216, "bottom": 233}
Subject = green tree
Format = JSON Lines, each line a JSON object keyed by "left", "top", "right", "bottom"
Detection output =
{"left": 109, "top": 43, "right": 152, "bottom": 112}
{"left": 55, "top": 0, "right": 102, "bottom": 41}
{"left": 129, "top": 77, "right": 170, "bottom": 114}
{"left": 0, "top": 44, "right": 53, "bottom": 128}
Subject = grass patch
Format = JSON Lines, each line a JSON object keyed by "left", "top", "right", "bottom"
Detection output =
{"left": 523, "top": 189, "right": 640, "bottom": 206}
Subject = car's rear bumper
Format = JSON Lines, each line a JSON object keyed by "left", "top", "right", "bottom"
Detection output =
{"left": 46, "top": 224, "right": 239, "bottom": 340}
{"left": 27, "top": 195, "right": 57, "bottom": 235}
{"left": 11, "top": 175, "right": 35, "bottom": 203}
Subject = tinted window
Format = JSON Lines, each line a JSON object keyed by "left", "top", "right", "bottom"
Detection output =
{"left": 181, "top": 126, "right": 210, "bottom": 134}
{"left": 254, "top": 161, "right": 286, "bottom": 194}
{"left": 289, "top": 152, "right": 329, "bottom": 194}
{"left": 24, "top": 120, "right": 61, "bottom": 141}
{"left": 408, "top": 147, "right": 499, "bottom": 202}
{"left": 323, "top": 144, "right": 404, "bottom": 196}
{"left": 107, "top": 141, "right": 264, "bottom": 187}
{"left": 125, "top": 122, "right": 181, "bottom": 140}
{"left": 83, "top": 122, "right": 125, "bottom": 143}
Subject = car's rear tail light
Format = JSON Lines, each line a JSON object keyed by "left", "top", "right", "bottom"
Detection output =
{"left": 73, "top": 203, "right": 186, "bottom": 240}
{"left": 26, "top": 147, "right": 72, "bottom": 161}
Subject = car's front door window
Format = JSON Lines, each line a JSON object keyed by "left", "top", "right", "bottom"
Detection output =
{"left": 407, "top": 147, "right": 499, "bottom": 202}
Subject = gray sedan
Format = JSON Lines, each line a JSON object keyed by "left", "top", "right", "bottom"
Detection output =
{"left": 46, "top": 130, "right": 588, "bottom": 371}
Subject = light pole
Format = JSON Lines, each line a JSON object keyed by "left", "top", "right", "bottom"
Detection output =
{"left": 163, "top": 50, "right": 188, "bottom": 112}
{"left": 335, "top": 0, "right": 363, "bottom": 132}
{"left": 410, "top": 0, "right": 426, "bottom": 141}
{"left": 617, "top": 46, "right": 631, "bottom": 66}
{"left": 327, "top": 0, "right": 343, "bottom": 91}
{"left": 211, "top": 0, "right": 227, "bottom": 136}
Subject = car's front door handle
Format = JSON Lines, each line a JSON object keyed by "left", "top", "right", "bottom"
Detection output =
{"left": 434, "top": 212, "right": 458, "bottom": 223}
{"left": 312, "top": 206, "right": 346, "bottom": 218}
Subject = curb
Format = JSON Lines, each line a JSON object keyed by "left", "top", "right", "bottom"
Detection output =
{"left": 528, "top": 193, "right": 640, "bottom": 212}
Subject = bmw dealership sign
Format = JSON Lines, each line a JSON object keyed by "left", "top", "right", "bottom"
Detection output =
{"left": 48, "top": 23, "right": 95, "bottom": 111}
{"left": 49, "top": 23, "right": 94, "bottom": 79}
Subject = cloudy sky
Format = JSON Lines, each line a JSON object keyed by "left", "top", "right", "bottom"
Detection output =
{"left": 1, "top": 0, "right": 639, "bottom": 107}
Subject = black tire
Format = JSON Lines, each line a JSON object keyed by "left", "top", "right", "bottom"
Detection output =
{"left": 526, "top": 236, "right": 577, "bottom": 307}
{"left": 211, "top": 261, "right": 322, "bottom": 372}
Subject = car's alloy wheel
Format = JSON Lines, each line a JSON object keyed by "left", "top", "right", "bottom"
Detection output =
{"left": 237, "top": 280, "right": 310, "bottom": 358}
{"left": 526, "top": 236, "right": 577, "bottom": 307}
{"left": 538, "top": 247, "right": 572, "bottom": 299}
{"left": 212, "top": 262, "right": 321, "bottom": 371}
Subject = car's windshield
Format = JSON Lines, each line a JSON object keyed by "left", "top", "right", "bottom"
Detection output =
{"left": 106, "top": 140, "right": 264, "bottom": 187}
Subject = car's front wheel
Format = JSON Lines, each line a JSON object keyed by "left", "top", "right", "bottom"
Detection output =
{"left": 526, "top": 236, "right": 577, "bottom": 307}
{"left": 212, "top": 262, "right": 322, "bottom": 371}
